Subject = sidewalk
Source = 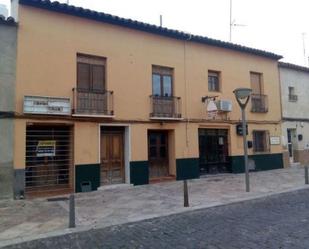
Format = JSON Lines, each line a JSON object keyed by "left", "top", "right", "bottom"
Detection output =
{"left": 1, "top": 166, "right": 308, "bottom": 247}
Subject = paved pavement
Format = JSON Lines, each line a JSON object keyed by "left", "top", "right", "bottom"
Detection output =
{"left": 3, "top": 188, "right": 309, "bottom": 249}
{"left": 0, "top": 166, "right": 309, "bottom": 247}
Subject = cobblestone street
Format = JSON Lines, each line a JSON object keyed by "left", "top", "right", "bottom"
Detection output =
{"left": 3, "top": 188, "right": 309, "bottom": 249}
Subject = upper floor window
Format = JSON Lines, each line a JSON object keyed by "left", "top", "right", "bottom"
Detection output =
{"left": 250, "top": 72, "right": 268, "bottom": 112}
{"left": 288, "top": 86, "right": 298, "bottom": 102}
{"left": 152, "top": 66, "right": 173, "bottom": 97}
{"left": 77, "top": 54, "right": 106, "bottom": 92}
{"left": 250, "top": 72, "right": 263, "bottom": 94}
{"left": 252, "top": 130, "right": 270, "bottom": 153}
{"left": 208, "top": 71, "right": 220, "bottom": 92}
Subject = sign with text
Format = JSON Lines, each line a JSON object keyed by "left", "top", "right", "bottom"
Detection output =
{"left": 24, "top": 96, "right": 71, "bottom": 115}
{"left": 36, "top": 140, "right": 56, "bottom": 157}
{"left": 270, "top": 136, "right": 281, "bottom": 145}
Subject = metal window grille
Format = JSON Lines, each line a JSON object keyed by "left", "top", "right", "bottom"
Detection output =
{"left": 25, "top": 125, "right": 73, "bottom": 195}
{"left": 253, "top": 130, "right": 270, "bottom": 153}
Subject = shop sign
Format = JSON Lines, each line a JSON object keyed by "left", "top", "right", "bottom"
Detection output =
{"left": 36, "top": 140, "right": 56, "bottom": 157}
{"left": 24, "top": 96, "right": 71, "bottom": 115}
{"left": 270, "top": 136, "right": 280, "bottom": 145}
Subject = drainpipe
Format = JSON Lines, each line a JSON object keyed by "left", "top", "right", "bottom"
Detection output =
{"left": 183, "top": 34, "right": 192, "bottom": 150}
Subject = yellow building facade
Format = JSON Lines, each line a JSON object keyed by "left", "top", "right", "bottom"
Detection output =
{"left": 11, "top": 0, "right": 284, "bottom": 198}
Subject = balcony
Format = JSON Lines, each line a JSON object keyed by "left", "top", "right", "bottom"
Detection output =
{"left": 150, "top": 95, "right": 182, "bottom": 120}
{"left": 288, "top": 94, "right": 298, "bottom": 102}
{"left": 251, "top": 94, "right": 268, "bottom": 113}
{"left": 72, "top": 88, "right": 114, "bottom": 117}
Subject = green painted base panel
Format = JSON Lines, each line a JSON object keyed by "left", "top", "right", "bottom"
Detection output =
{"left": 176, "top": 158, "right": 200, "bottom": 180}
{"left": 130, "top": 161, "right": 149, "bottom": 185}
{"left": 75, "top": 164, "right": 100, "bottom": 193}
{"left": 231, "top": 153, "right": 284, "bottom": 173}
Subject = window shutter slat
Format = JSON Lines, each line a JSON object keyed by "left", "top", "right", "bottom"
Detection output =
{"left": 77, "top": 63, "right": 91, "bottom": 90}
{"left": 92, "top": 65, "right": 105, "bottom": 92}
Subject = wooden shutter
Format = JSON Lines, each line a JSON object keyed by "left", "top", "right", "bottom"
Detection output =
{"left": 77, "top": 63, "right": 91, "bottom": 90}
{"left": 250, "top": 72, "right": 262, "bottom": 94}
{"left": 77, "top": 54, "right": 106, "bottom": 92}
{"left": 92, "top": 65, "right": 105, "bottom": 92}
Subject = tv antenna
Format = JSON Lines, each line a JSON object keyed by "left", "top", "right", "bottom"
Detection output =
{"left": 229, "top": 0, "right": 247, "bottom": 42}
{"left": 302, "top": 33, "right": 307, "bottom": 66}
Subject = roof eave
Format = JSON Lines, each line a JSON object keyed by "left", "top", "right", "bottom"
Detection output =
{"left": 19, "top": 0, "right": 282, "bottom": 61}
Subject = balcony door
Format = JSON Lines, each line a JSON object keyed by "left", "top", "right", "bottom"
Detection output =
{"left": 76, "top": 54, "right": 107, "bottom": 114}
{"left": 152, "top": 66, "right": 174, "bottom": 117}
{"left": 148, "top": 131, "right": 169, "bottom": 179}
{"left": 250, "top": 72, "right": 262, "bottom": 95}
{"left": 250, "top": 72, "right": 267, "bottom": 112}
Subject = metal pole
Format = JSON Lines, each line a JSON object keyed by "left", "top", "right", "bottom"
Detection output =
{"left": 229, "top": 0, "right": 232, "bottom": 41}
{"left": 69, "top": 194, "right": 76, "bottom": 228}
{"left": 302, "top": 33, "right": 307, "bottom": 66}
{"left": 183, "top": 180, "right": 189, "bottom": 207}
{"left": 305, "top": 165, "right": 309, "bottom": 185}
{"left": 241, "top": 107, "right": 250, "bottom": 192}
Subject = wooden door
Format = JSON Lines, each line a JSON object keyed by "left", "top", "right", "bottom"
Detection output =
{"left": 100, "top": 131, "right": 124, "bottom": 185}
{"left": 148, "top": 131, "right": 169, "bottom": 179}
{"left": 198, "top": 129, "right": 230, "bottom": 174}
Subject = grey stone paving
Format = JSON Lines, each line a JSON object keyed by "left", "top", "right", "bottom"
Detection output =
{"left": 3, "top": 188, "right": 309, "bottom": 249}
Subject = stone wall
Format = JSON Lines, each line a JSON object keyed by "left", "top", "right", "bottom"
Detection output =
{"left": 0, "top": 20, "right": 17, "bottom": 199}
{"left": 282, "top": 150, "right": 290, "bottom": 168}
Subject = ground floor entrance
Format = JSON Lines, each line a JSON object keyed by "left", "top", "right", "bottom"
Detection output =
{"left": 198, "top": 129, "right": 230, "bottom": 174}
{"left": 287, "top": 128, "right": 297, "bottom": 163}
{"left": 148, "top": 131, "right": 169, "bottom": 179}
{"left": 100, "top": 127, "right": 125, "bottom": 185}
{"left": 25, "top": 124, "right": 73, "bottom": 197}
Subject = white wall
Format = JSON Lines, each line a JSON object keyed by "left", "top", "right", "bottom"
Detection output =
{"left": 280, "top": 67, "right": 309, "bottom": 119}
{"left": 279, "top": 66, "right": 309, "bottom": 151}
{"left": 282, "top": 121, "right": 309, "bottom": 151}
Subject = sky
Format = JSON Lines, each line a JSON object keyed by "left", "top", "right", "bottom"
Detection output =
{"left": 1, "top": 0, "right": 309, "bottom": 66}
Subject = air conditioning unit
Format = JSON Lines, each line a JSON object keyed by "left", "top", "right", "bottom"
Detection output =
{"left": 216, "top": 100, "right": 232, "bottom": 112}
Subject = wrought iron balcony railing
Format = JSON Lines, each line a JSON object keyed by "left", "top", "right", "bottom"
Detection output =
{"left": 150, "top": 95, "right": 182, "bottom": 119}
{"left": 288, "top": 94, "right": 298, "bottom": 102}
{"left": 72, "top": 88, "right": 114, "bottom": 116}
{"left": 251, "top": 94, "right": 268, "bottom": 113}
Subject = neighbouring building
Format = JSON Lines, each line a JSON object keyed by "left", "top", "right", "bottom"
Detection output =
{"left": 6, "top": 0, "right": 284, "bottom": 199}
{"left": 279, "top": 62, "right": 309, "bottom": 166}
{"left": 0, "top": 16, "right": 17, "bottom": 199}
{"left": 0, "top": 4, "right": 9, "bottom": 18}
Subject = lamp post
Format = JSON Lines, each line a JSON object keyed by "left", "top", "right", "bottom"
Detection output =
{"left": 233, "top": 88, "right": 252, "bottom": 192}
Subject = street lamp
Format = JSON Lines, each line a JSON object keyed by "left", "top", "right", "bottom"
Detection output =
{"left": 233, "top": 88, "right": 252, "bottom": 192}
